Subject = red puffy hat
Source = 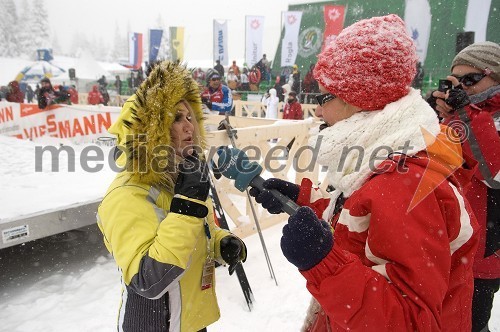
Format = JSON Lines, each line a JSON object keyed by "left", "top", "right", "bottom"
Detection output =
{"left": 314, "top": 14, "right": 417, "bottom": 111}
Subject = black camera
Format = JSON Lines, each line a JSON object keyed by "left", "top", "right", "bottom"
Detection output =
{"left": 438, "top": 79, "right": 452, "bottom": 92}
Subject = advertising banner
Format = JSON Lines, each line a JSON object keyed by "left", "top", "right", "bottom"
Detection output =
{"left": 0, "top": 102, "right": 120, "bottom": 144}
{"left": 322, "top": 5, "right": 345, "bottom": 51}
{"left": 245, "top": 16, "right": 265, "bottom": 68}
{"left": 280, "top": 11, "right": 303, "bottom": 67}
{"left": 213, "top": 20, "right": 228, "bottom": 65}
{"left": 404, "top": 0, "right": 432, "bottom": 63}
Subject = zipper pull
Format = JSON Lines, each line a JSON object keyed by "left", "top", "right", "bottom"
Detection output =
{"left": 204, "top": 221, "right": 211, "bottom": 239}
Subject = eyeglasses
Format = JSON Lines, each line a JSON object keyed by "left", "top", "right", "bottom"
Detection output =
{"left": 316, "top": 93, "right": 336, "bottom": 106}
{"left": 451, "top": 72, "right": 488, "bottom": 87}
{"left": 210, "top": 77, "right": 221, "bottom": 81}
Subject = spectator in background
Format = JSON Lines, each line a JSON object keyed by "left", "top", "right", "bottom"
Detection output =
{"left": 6, "top": 80, "right": 24, "bottom": 103}
{"left": 230, "top": 60, "right": 240, "bottom": 78}
{"left": 201, "top": 69, "right": 233, "bottom": 115}
{"left": 260, "top": 54, "right": 271, "bottom": 81}
{"left": 214, "top": 59, "right": 225, "bottom": 78}
{"left": 226, "top": 68, "right": 239, "bottom": 90}
{"left": 97, "top": 75, "right": 107, "bottom": 89}
{"left": 114, "top": 75, "right": 122, "bottom": 95}
{"left": 261, "top": 88, "right": 279, "bottom": 119}
{"left": 302, "top": 64, "right": 320, "bottom": 103}
{"left": 87, "top": 85, "right": 104, "bottom": 105}
{"left": 193, "top": 67, "right": 206, "bottom": 86}
{"left": 239, "top": 68, "right": 250, "bottom": 91}
{"left": 68, "top": 85, "right": 78, "bottom": 104}
{"left": 412, "top": 61, "right": 425, "bottom": 90}
{"left": 427, "top": 41, "right": 499, "bottom": 332}
{"left": 37, "top": 78, "right": 56, "bottom": 109}
{"left": 249, "top": 66, "right": 261, "bottom": 91}
{"left": 288, "top": 64, "right": 301, "bottom": 98}
{"left": 25, "top": 85, "right": 35, "bottom": 103}
{"left": 0, "top": 86, "right": 9, "bottom": 101}
{"left": 282, "top": 91, "right": 303, "bottom": 120}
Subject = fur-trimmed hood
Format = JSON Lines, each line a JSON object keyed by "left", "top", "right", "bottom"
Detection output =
{"left": 111, "top": 61, "right": 205, "bottom": 190}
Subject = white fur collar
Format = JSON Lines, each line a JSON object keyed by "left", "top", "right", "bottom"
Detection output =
{"left": 309, "top": 88, "right": 440, "bottom": 197}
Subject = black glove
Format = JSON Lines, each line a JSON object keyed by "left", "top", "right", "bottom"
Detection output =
{"left": 281, "top": 206, "right": 333, "bottom": 271}
{"left": 220, "top": 236, "right": 247, "bottom": 275}
{"left": 249, "top": 178, "right": 300, "bottom": 214}
{"left": 171, "top": 153, "right": 210, "bottom": 218}
{"left": 174, "top": 153, "right": 210, "bottom": 201}
{"left": 426, "top": 92, "right": 439, "bottom": 111}
{"left": 445, "top": 87, "right": 470, "bottom": 110}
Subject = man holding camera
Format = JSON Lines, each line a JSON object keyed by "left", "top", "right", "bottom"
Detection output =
{"left": 428, "top": 41, "right": 499, "bottom": 332}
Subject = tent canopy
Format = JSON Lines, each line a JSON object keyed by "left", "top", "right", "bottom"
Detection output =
{"left": 15, "top": 61, "right": 66, "bottom": 83}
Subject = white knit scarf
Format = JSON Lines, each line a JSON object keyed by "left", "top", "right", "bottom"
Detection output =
{"left": 309, "top": 88, "right": 440, "bottom": 197}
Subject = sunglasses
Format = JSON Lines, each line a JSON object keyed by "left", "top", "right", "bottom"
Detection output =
{"left": 316, "top": 93, "right": 336, "bottom": 106}
{"left": 210, "top": 77, "right": 221, "bottom": 81}
{"left": 451, "top": 72, "right": 487, "bottom": 87}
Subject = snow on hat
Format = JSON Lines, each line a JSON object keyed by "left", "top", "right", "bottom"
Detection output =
{"left": 314, "top": 14, "right": 417, "bottom": 111}
{"left": 452, "top": 41, "right": 500, "bottom": 83}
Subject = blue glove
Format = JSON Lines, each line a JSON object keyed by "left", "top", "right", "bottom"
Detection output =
{"left": 249, "top": 178, "right": 300, "bottom": 214}
{"left": 280, "top": 206, "right": 333, "bottom": 271}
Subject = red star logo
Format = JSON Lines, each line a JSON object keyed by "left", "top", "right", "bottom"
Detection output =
{"left": 251, "top": 19, "right": 261, "bottom": 30}
{"left": 287, "top": 15, "right": 297, "bottom": 25}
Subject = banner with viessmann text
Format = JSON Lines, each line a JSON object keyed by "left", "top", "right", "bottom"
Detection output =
{"left": 245, "top": 16, "right": 265, "bottom": 68}
{"left": 322, "top": 5, "right": 345, "bottom": 51}
{"left": 280, "top": 11, "right": 302, "bottom": 67}
{"left": 213, "top": 20, "right": 228, "bottom": 66}
{"left": 0, "top": 101, "right": 120, "bottom": 144}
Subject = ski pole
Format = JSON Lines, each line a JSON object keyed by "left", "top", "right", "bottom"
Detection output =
{"left": 220, "top": 115, "right": 278, "bottom": 286}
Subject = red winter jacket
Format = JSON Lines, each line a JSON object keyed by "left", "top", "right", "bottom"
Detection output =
{"left": 87, "top": 85, "right": 104, "bottom": 105}
{"left": 6, "top": 81, "right": 24, "bottom": 103}
{"left": 295, "top": 138, "right": 479, "bottom": 331}
{"left": 444, "top": 93, "right": 500, "bottom": 279}
{"left": 283, "top": 101, "right": 303, "bottom": 120}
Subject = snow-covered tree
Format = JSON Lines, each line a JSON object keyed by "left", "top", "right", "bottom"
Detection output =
{"left": 0, "top": 0, "right": 20, "bottom": 57}
{"left": 31, "top": 0, "right": 51, "bottom": 51}
{"left": 16, "top": 0, "right": 34, "bottom": 57}
{"left": 111, "top": 22, "right": 128, "bottom": 62}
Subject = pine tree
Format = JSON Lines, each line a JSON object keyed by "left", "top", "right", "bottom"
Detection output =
{"left": 31, "top": 0, "right": 51, "bottom": 51}
{"left": 0, "top": 0, "right": 20, "bottom": 57}
{"left": 111, "top": 22, "right": 127, "bottom": 62}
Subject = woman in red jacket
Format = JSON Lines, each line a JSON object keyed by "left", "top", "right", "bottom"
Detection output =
{"left": 429, "top": 41, "right": 499, "bottom": 332}
{"left": 87, "top": 85, "right": 104, "bottom": 105}
{"left": 250, "top": 15, "right": 479, "bottom": 331}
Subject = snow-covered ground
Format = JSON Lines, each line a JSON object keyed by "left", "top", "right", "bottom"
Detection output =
{"left": 0, "top": 135, "right": 498, "bottom": 331}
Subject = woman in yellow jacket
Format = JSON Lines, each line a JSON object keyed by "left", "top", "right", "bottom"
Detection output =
{"left": 98, "top": 61, "right": 247, "bottom": 332}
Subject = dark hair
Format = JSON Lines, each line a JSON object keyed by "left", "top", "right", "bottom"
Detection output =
{"left": 289, "top": 91, "right": 297, "bottom": 97}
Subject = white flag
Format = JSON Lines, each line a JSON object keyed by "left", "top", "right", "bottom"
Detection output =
{"left": 404, "top": 0, "right": 431, "bottom": 63}
{"left": 213, "top": 20, "right": 228, "bottom": 66}
{"left": 281, "top": 11, "right": 303, "bottom": 67}
{"left": 464, "top": 0, "right": 492, "bottom": 42}
{"left": 245, "top": 16, "right": 265, "bottom": 68}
